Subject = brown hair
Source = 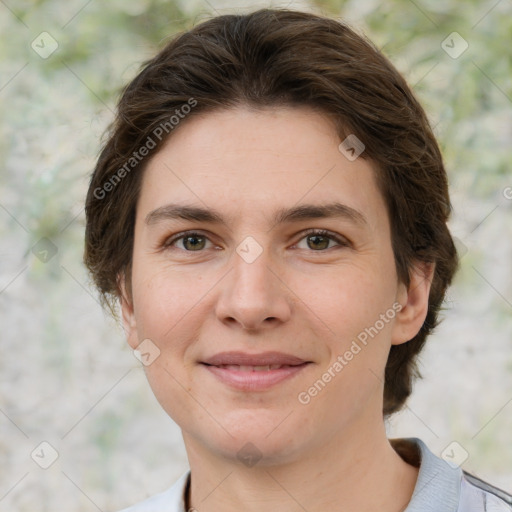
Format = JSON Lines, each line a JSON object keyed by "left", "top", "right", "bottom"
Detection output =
{"left": 84, "top": 8, "right": 458, "bottom": 416}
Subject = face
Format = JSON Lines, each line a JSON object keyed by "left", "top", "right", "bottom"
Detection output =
{"left": 121, "top": 106, "right": 430, "bottom": 466}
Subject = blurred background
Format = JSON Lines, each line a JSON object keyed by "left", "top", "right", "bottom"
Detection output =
{"left": 0, "top": 0, "right": 511, "bottom": 510}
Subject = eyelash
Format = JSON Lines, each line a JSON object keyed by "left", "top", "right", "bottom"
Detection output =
{"left": 162, "top": 229, "right": 350, "bottom": 252}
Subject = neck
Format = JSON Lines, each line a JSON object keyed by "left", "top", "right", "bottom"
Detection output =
{"left": 183, "top": 419, "right": 419, "bottom": 512}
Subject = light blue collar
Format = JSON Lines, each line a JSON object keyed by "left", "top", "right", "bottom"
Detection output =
{"left": 403, "top": 437, "right": 461, "bottom": 512}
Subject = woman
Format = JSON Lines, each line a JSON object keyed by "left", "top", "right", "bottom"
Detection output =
{"left": 84, "top": 8, "right": 512, "bottom": 512}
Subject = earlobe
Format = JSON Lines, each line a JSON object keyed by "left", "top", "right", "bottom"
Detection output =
{"left": 391, "top": 262, "right": 435, "bottom": 346}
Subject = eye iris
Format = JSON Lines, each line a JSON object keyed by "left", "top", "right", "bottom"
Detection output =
{"left": 308, "top": 234, "right": 329, "bottom": 250}
{"left": 183, "top": 235, "right": 205, "bottom": 251}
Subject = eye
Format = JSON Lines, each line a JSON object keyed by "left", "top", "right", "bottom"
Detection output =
{"left": 294, "top": 229, "right": 349, "bottom": 251}
{"left": 163, "top": 231, "right": 214, "bottom": 252}
{"left": 162, "top": 229, "right": 350, "bottom": 253}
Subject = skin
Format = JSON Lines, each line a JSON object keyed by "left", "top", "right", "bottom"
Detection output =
{"left": 121, "top": 106, "right": 434, "bottom": 512}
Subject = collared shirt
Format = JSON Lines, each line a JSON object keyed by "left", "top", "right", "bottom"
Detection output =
{"left": 118, "top": 437, "right": 512, "bottom": 511}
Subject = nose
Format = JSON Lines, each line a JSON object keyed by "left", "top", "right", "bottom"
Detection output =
{"left": 215, "top": 244, "right": 292, "bottom": 331}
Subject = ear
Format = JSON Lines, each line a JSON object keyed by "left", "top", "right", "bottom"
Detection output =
{"left": 391, "top": 262, "right": 435, "bottom": 345}
{"left": 119, "top": 274, "right": 139, "bottom": 350}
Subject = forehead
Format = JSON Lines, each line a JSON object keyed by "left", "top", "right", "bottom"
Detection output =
{"left": 138, "top": 106, "right": 387, "bottom": 233}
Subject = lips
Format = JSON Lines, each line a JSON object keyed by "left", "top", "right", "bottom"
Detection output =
{"left": 201, "top": 351, "right": 311, "bottom": 391}
{"left": 214, "top": 364, "right": 292, "bottom": 371}
{"left": 202, "top": 351, "right": 308, "bottom": 367}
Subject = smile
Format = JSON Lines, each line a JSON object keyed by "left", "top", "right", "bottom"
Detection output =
{"left": 213, "top": 364, "right": 295, "bottom": 371}
{"left": 202, "top": 361, "right": 311, "bottom": 391}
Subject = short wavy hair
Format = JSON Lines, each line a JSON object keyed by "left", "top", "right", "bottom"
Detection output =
{"left": 84, "top": 8, "right": 459, "bottom": 416}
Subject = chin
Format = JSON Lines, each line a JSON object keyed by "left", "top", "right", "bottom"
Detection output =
{"left": 215, "top": 435, "right": 302, "bottom": 468}
{"left": 204, "top": 411, "right": 309, "bottom": 467}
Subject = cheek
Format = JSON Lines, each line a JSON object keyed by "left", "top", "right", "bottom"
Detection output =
{"left": 143, "top": 362, "right": 200, "bottom": 432}
{"left": 303, "top": 263, "right": 398, "bottom": 405}
{"left": 302, "top": 270, "right": 397, "bottom": 412}
{"left": 131, "top": 266, "right": 203, "bottom": 423}
{"left": 131, "top": 258, "right": 206, "bottom": 339}
{"left": 304, "top": 263, "right": 395, "bottom": 333}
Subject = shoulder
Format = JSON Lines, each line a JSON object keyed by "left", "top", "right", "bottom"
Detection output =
{"left": 117, "top": 471, "right": 190, "bottom": 512}
{"left": 391, "top": 437, "right": 512, "bottom": 512}
{"left": 459, "top": 471, "right": 512, "bottom": 511}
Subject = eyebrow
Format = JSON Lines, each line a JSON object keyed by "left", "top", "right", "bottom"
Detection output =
{"left": 145, "top": 202, "right": 368, "bottom": 228}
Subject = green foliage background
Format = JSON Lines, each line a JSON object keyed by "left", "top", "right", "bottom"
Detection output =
{"left": 1, "top": 0, "right": 511, "bottom": 510}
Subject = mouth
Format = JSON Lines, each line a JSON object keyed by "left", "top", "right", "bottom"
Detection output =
{"left": 208, "top": 364, "right": 301, "bottom": 371}
{"left": 200, "top": 351, "right": 312, "bottom": 391}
